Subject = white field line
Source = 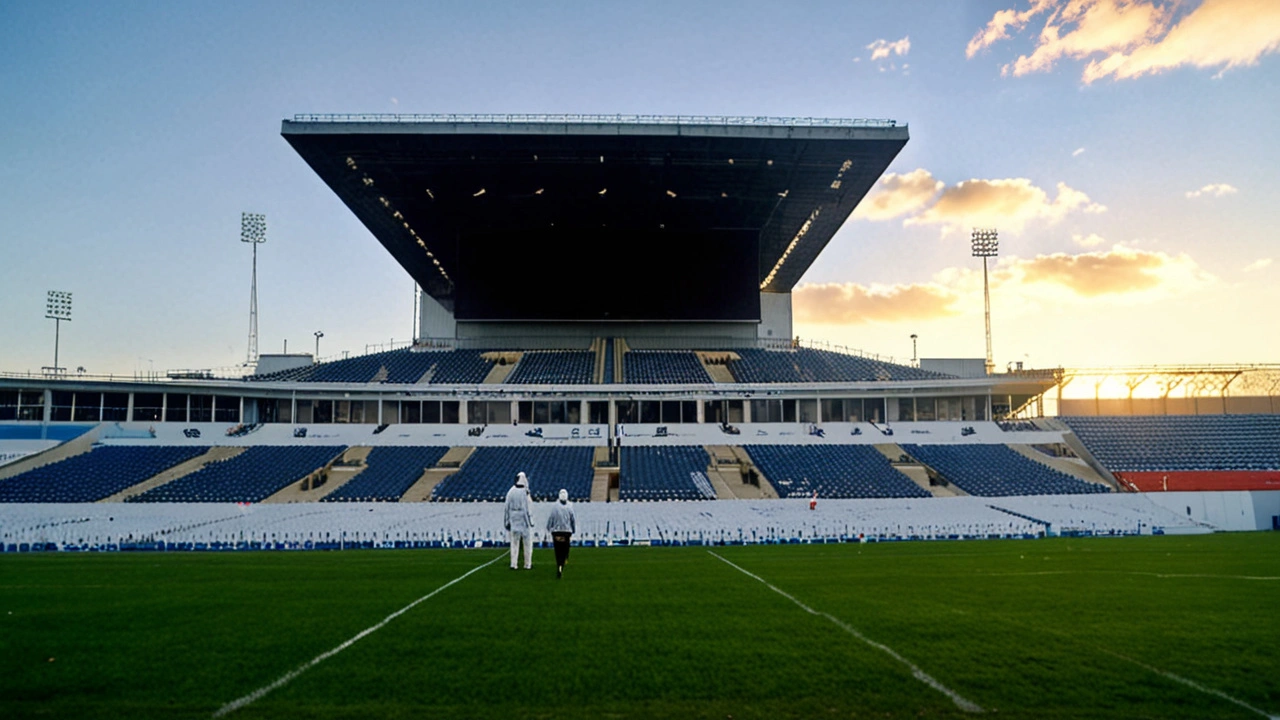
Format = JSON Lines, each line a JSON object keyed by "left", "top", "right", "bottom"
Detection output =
{"left": 1099, "top": 649, "right": 1280, "bottom": 720}
{"left": 213, "top": 552, "right": 505, "bottom": 718}
{"left": 977, "top": 571, "right": 1280, "bottom": 581}
{"left": 707, "top": 551, "right": 983, "bottom": 714}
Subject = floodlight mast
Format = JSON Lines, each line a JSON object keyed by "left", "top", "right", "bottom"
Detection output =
{"left": 241, "top": 213, "right": 267, "bottom": 365}
{"left": 45, "top": 291, "right": 72, "bottom": 376}
{"left": 971, "top": 229, "right": 999, "bottom": 375}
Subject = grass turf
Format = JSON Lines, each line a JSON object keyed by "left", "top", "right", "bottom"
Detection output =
{"left": 1, "top": 533, "right": 1277, "bottom": 719}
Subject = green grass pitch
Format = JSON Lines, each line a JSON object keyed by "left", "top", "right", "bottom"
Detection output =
{"left": 2, "top": 533, "right": 1278, "bottom": 719}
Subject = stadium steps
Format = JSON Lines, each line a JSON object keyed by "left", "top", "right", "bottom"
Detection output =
{"left": 371, "top": 366, "right": 389, "bottom": 382}
{"left": 102, "top": 446, "right": 243, "bottom": 502}
{"left": 703, "top": 468, "right": 740, "bottom": 499}
{"left": 872, "top": 443, "right": 965, "bottom": 498}
{"left": 1006, "top": 444, "right": 1116, "bottom": 491}
{"left": 265, "top": 446, "right": 373, "bottom": 503}
{"left": 482, "top": 352, "right": 520, "bottom": 384}
{"left": 399, "top": 446, "right": 475, "bottom": 501}
{"left": 696, "top": 351, "right": 739, "bottom": 383}
{"left": 1056, "top": 432, "right": 1124, "bottom": 490}
{"left": 0, "top": 424, "right": 104, "bottom": 481}
{"left": 614, "top": 338, "right": 630, "bottom": 382}
{"left": 712, "top": 445, "right": 779, "bottom": 499}
{"left": 590, "top": 446, "right": 614, "bottom": 502}
{"left": 591, "top": 338, "right": 606, "bottom": 384}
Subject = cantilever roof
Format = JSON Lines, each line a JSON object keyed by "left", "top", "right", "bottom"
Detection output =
{"left": 282, "top": 114, "right": 907, "bottom": 307}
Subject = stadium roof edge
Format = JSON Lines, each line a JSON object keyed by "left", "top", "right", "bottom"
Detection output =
{"left": 285, "top": 113, "right": 903, "bottom": 129}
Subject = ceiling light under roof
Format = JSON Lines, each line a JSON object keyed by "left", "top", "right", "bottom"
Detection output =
{"left": 598, "top": 188, "right": 607, "bottom": 195}
{"left": 473, "top": 188, "right": 486, "bottom": 197}
{"left": 666, "top": 190, "right": 677, "bottom": 198}
{"left": 424, "top": 188, "right": 434, "bottom": 199}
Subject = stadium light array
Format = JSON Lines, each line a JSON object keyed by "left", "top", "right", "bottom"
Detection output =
{"left": 971, "top": 229, "right": 998, "bottom": 375}
{"left": 242, "top": 213, "right": 267, "bottom": 365}
{"left": 44, "top": 290, "right": 72, "bottom": 376}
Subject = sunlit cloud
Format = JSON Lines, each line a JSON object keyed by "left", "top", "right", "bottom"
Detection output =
{"left": 1072, "top": 232, "right": 1107, "bottom": 247}
{"left": 903, "top": 177, "right": 1106, "bottom": 234}
{"left": 793, "top": 282, "right": 959, "bottom": 324}
{"left": 852, "top": 169, "right": 943, "bottom": 221}
{"left": 867, "top": 36, "right": 911, "bottom": 60}
{"left": 967, "top": 0, "right": 1280, "bottom": 84}
{"left": 1072, "top": 147, "right": 1086, "bottom": 156}
{"left": 1244, "top": 258, "right": 1273, "bottom": 272}
{"left": 795, "top": 245, "right": 1211, "bottom": 327}
{"left": 1185, "top": 182, "right": 1238, "bottom": 198}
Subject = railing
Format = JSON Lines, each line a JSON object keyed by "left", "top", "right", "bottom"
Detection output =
{"left": 289, "top": 113, "right": 900, "bottom": 128}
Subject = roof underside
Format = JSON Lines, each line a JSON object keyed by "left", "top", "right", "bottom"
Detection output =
{"left": 282, "top": 115, "right": 908, "bottom": 307}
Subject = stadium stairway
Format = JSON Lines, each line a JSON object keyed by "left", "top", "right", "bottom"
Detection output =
{"left": 1052, "top": 427, "right": 1124, "bottom": 489}
{"left": 0, "top": 425, "right": 104, "bottom": 481}
{"left": 102, "top": 446, "right": 244, "bottom": 502}
{"left": 696, "top": 351, "right": 738, "bottom": 383}
{"left": 591, "top": 446, "right": 614, "bottom": 502}
{"left": 706, "top": 446, "right": 778, "bottom": 499}
{"left": 1006, "top": 444, "right": 1117, "bottom": 491}
{"left": 872, "top": 444, "right": 965, "bottom": 498}
{"left": 482, "top": 351, "right": 521, "bottom": 384}
{"left": 591, "top": 338, "right": 606, "bottom": 384}
{"left": 264, "top": 446, "right": 372, "bottom": 502}
{"left": 399, "top": 446, "right": 474, "bottom": 501}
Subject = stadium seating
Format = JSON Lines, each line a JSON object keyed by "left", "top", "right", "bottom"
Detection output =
{"left": 321, "top": 446, "right": 449, "bottom": 502}
{"left": 744, "top": 445, "right": 930, "bottom": 499}
{"left": 1061, "top": 415, "right": 1280, "bottom": 471}
{"left": 127, "top": 445, "right": 345, "bottom": 503}
{"left": 430, "top": 446, "right": 593, "bottom": 502}
{"left": 0, "top": 445, "right": 209, "bottom": 503}
{"left": 247, "top": 349, "right": 493, "bottom": 384}
{"left": 623, "top": 351, "right": 711, "bottom": 384}
{"left": 901, "top": 444, "right": 1109, "bottom": 496}
{"left": 619, "top": 446, "right": 715, "bottom": 501}
{"left": 727, "top": 348, "right": 952, "bottom": 383}
{"left": 507, "top": 351, "right": 594, "bottom": 384}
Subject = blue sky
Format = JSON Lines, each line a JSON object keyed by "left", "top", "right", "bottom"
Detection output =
{"left": 1, "top": 0, "right": 1277, "bottom": 375}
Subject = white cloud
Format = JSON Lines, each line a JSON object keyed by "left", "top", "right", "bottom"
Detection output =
{"left": 1072, "top": 232, "right": 1107, "bottom": 247}
{"left": 1185, "top": 182, "right": 1238, "bottom": 198}
{"left": 1072, "top": 147, "right": 1086, "bottom": 157}
{"left": 1244, "top": 258, "right": 1273, "bottom": 272}
{"left": 852, "top": 169, "right": 943, "bottom": 221}
{"left": 968, "top": 0, "right": 1280, "bottom": 84}
{"left": 867, "top": 36, "right": 911, "bottom": 61}
{"left": 903, "top": 177, "right": 1106, "bottom": 234}
{"left": 794, "top": 245, "right": 1213, "bottom": 326}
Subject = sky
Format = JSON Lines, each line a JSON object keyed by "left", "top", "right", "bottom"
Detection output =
{"left": 1, "top": 0, "right": 1277, "bottom": 377}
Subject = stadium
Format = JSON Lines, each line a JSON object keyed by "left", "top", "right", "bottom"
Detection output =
{"left": 3, "top": 115, "right": 1278, "bottom": 719}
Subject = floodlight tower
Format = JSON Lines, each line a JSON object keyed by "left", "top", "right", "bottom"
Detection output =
{"left": 314, "top": 331, "right": 324, "bottom": 362}
{"left": 971, "top": 229, "right": 999, "bottom": 375}
{"left": 45, "top": 291, "right": 72, "bottom": 375}
{"left": 241, "top": 213, "right": 267, "bottom": 365}
{"left": 910, "top": 334, "right": 918, "bottom": 365}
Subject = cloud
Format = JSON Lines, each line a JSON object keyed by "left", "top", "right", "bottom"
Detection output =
{"left": 968, "top": 0, "right": 1280, "bottom": 83}
{"left": 852, "top": 169, "right": 943, "bottom": 221}
{"left": 1244, "top": 258, "right": 1273, "bottom": 272}
{"left": 1185, "top": 182, "right": 1238, "bottom": 198}
{"left": 867, "top": 36, "right": 911, "bottom": 60}
{"left": 903, "top": 177, "right": 1106, "bottom": 234}
{"left": 793, "top": 282, "right": 959, "bottom": 325}
{"left": 1072, "top": 147, "right": 1086, "bottom": 156}
{"left": 794, "top": 245, "right": 1213, "bottom": 327}
{"left": 1072, "top": 232, "right": 1107, "bottom": 247}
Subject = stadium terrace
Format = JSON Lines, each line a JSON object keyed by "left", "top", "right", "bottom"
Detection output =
{"left": 2, "top": 114, "right": 1278, "bottom": 552}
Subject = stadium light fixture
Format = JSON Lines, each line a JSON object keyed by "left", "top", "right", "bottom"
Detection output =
{"left": 44, "top": 290, "right": 72, "bottom": 376}
{"left": 314, "top": 331, "right": 324, "bottom": 363}
{"left": 241, "top": 213, "right": 267, "bottom": 366}
{"left": 910, "top": 334, "right": 918, "bottom": 365}
{"left": 971, "top": 229, "right": 998, "bottom": 375}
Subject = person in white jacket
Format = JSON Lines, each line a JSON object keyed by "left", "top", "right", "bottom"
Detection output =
{"left": 504, "top": 472, "right": 534, "bottom": 569}
{"left": 545, "top": 488, "right": 576, "bottom": 579}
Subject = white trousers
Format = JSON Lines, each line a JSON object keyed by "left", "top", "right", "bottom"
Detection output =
{"left": 509, "top": 530, "right": 532, "bottom": 569}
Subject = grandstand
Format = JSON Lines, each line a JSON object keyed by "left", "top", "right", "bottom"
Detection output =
{"left": 1, "top": 114, "right": 1277, "bottom": 551}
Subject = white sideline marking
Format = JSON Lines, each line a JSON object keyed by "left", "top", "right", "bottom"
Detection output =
{"left": 708, "top": 551, "right": 983, "bottom": 714}
{"left": 1100, "top": 649, "right": 1280, "bottom": 720}
{"left": 213, "top": 553, "right": 505, "bottom": 717}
